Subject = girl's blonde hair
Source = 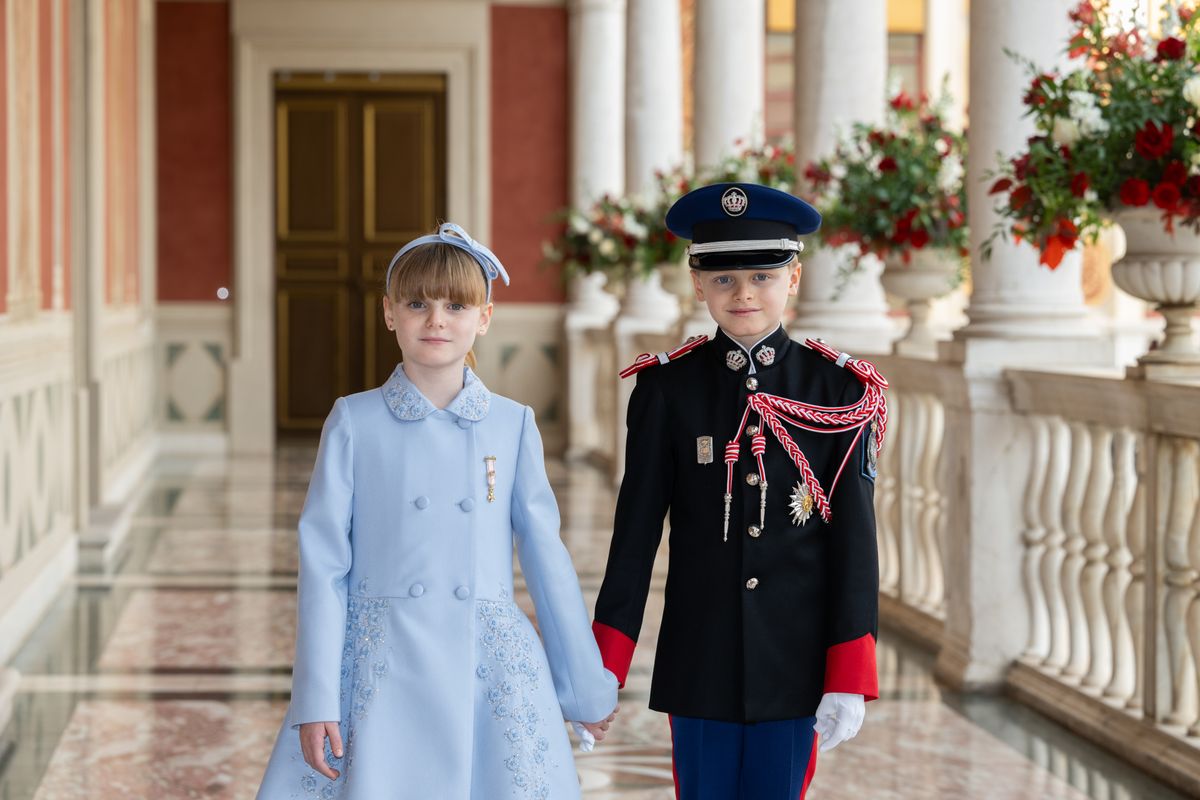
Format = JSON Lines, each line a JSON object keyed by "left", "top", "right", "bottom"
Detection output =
{"left": 386, "top": 241, "right": 489, "bottom": 369}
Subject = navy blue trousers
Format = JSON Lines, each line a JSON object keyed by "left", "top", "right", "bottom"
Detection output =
{"left": 668, "top": 715, "right": 819, "bottom": 800}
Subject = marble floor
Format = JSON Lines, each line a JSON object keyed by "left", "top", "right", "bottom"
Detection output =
{"left": 0, "top": 446, "right": 1190, "bottom": 799}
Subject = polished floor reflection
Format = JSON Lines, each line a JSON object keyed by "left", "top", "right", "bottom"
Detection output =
{"left": 0, "top": 446, "right": 1188, "bottom": 799}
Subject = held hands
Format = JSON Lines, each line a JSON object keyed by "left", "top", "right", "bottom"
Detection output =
{"left": 812, "top": 692, "right": 865, "bottom": 753}
{"left": 572, "top": 705, "right": 619, "bottom": 752}
{"left": 299, "top": 721, "right": 343, "bottom": 780}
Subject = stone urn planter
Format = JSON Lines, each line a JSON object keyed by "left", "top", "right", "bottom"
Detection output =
{"left": 880, "top": 248, "right": 961, "bottom": 357}
{"left": 566, "top": 271, "right": 619, "bottom": 317}
{"left": 1110, "top": 207, "right": 1200, "bottom": 378}
{"left": 617, "top": 264, "right": 681, "bottom": 324}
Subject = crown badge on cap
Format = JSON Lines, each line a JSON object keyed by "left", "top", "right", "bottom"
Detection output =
{"left": 720, "top": 187, "right": 748, "bottom": 217}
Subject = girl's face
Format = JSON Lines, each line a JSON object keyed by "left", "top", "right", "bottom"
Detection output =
{"left": 690, "top": 262, "right": 802, "bottom": 343}
{"left": 382, "top": 295, "right": 493, "bottom": 371}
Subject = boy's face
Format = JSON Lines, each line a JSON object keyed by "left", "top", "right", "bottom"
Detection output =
{"left": 382, "top": 295, "right": 493, "bottom": 370}
{"left": 690, "top": 261, "right": 802, "bottom": 344}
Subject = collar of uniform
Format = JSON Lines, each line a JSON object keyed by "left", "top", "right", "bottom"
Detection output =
{"left": 382, "top": 364, "right": 491, "bottom": 422}
{"left": 712, "top": 324, "right": 790, "bottom": 374}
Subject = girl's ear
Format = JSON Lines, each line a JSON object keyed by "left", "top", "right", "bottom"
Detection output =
{"left": 476, "top": 302, "right": 494, "bottom": 335}
{"left": 382, "top": 295, "right": 395, "bottom": 331}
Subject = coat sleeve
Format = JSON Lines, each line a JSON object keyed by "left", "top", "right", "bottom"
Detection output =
{"left": 287, "top": 396, "right": 355, "bottom": 728}
{"left": 822, "top": 376, "right": 882, "bottom": 701}
{"left": 512, "top": 405, "right": 618, "bottom": 724}
{"left": 591, "top": 370, "right": 672, "bottom": 688}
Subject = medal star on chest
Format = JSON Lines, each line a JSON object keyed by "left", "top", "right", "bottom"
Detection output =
{"left": 789, "top": 481, "right": 814, "bottom": 526}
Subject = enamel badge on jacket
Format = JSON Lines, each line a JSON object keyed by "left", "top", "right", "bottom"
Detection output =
{"left": 257, "top": 366, "right": 617, "bottom": 800}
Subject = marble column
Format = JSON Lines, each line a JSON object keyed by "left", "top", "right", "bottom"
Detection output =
{"left": 565, "top": 0, "right": 624, "bottom": 461}
{"left": 692, "top": 0, "right": 764, "bottom": 171}
{"left": 625, "top": 0, "right": 682, "bottom": 195}
{"left": 790, "top": 0, "right": 897, "bottom": 354}
{"left": 923, "top": 0, "right": 968, "bottom": 129}
{"left": 936, "top": 0, "right": 1106, "bottom": 692}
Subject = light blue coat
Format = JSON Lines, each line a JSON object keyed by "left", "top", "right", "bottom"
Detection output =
{"left": 257, "top": 365, "right": 617, "bottom": 800}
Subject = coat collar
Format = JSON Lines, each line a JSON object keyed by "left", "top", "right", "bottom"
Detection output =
{"left": 382, "top": 364, "right": 491, "bottom": 422}
{"left": 711, "top": 324, "right": 791, "bottom": 375}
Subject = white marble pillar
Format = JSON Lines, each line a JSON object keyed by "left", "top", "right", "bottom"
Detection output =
{"left": 625, "top": 0, "right": 682, "bottom": 195}
{"left": 569, "top": 0, "right": 626, "bottom": 207}
{"left": 565, "top": 0, "right": 625, "bottom": 460}
{"left": 935, "top": 0, "right": 1107, "bottom": 693}
{"left": 924, "top": 0, "right": 968, "bottom": 128}
{"left": 790, "top": 0, "right": 897, "bottom": 354}
{"left": 693, "top": 0, "right": 764, "bottom": 171}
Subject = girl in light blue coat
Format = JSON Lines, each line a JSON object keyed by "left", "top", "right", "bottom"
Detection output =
{"left": 257, "top": 224, "right": 619, "bottom": 800}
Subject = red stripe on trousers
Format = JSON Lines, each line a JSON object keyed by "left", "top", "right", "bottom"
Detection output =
{"left": 799, "top": 733, "right": 818, "bottom": 798}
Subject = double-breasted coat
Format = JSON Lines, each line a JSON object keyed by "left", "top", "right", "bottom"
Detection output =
{"left": 257, "top": 365, "right": 617, "bottom": 800}
{"left": 593, "top": 325, "right": 882, "bottom": 723}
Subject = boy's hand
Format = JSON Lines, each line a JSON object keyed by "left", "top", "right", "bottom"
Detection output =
{"left": 581, "top": 705, "right": 620, "bottom": 743}
{"left": 299, "top": 721, "right": 343, "bottom": 780}
{"left": 813, "top": 692, "right": 865, "bottom": 752}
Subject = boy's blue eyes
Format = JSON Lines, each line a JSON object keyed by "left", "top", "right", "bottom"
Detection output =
{"left": 712, "top": 273, "right": 772, "bottom": 285}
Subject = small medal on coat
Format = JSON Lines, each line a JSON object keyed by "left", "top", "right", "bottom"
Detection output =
{"left": 484, "top": 455, "right": 497, "bottom": 502}
{"left": 867, "top": 419, "right": 880, "bottom": 471}
{"left": 789, "top": 481, "right": 814, "bottom": 526}
{"left": 696, "top": 436, "right": 714, "bottom": 465}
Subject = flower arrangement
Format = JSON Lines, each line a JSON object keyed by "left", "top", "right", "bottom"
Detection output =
{"left": 802, "top": 90, "right": 969, "bottom": 268}
{"left": 541, "top": 194, "right": 640, "bottom": 280}
{"left": 705, "top": 139, "right": 798, "bottom": 192}
{"left": 986, "top": 0, "right": 1200, "bottom": 268}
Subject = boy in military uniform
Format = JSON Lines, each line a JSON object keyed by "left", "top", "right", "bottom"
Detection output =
{"left": 592, "top": 183, "right": 888, "bottom": 799}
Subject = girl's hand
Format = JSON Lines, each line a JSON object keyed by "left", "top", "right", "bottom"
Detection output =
{"left": 299, "top": 721, "right": 343, "bottom": 780}
{"left": 581, "top": 705, "right": 619, "bottom": 742}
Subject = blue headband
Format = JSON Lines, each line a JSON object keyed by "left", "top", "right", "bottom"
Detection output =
{"left": 384, "top": 222, "right": 511, "bottom": 302}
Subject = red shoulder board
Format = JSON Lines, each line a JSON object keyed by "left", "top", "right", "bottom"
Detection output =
{"left": 619, "top": 335, "right": 709, "bottom": 379}
{"left": 804, "top": 338, "right": 890, "bottom": 390}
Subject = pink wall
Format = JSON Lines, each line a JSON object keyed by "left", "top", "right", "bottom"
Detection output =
{"left": 38, "top": 0, "right": 52, "bottom": 308}
{"left": 155, "top": 0, "right": 231, "bottom": 303}
{"left": 0, "top": 0, "right": 8, "bottom": 314}
{"left": 489, "top": 5, "right": 569, "bottom": 304}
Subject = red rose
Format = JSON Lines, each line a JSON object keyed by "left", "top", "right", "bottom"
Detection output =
{"left": 989, "top": 178, "right": 1014, "bottom": 195}
{"left": 878, "top": 156, "right": 898, "bottom": 172}
{"left": 1164, "top": 160, "right": 1188, "bottom": 185}
{"left": 889, "top": 91, "right": 915, "bottom": 111}
{"left": 1010, "top": 185, "right": 1033, "bottom": 211}
{"left": 1013, "top": 154, "right": 1032, "bottom": 181}
{"left": 1157, "top": 37, "right": 1186, "bottom": 60}
{"left": 1120, "top": 177, "right": 1151, "bottom": 206}
{"left": 1069, "top": 1, "right": 1096, "bottom": 25}
{"left": 1134, "top": 121, "right": 1174, "bottom": 159}
{"left": 1070, "top": 172, "right": 1090, "bottom": 197}
{"left": 804, "top": 163, "right": 830, "bottom": 185}
{"left": 910, "top": 228, "right": 930, "bottom": 249}
{"left": 1153, "top": 182, "right": 1182, "bottom": 211}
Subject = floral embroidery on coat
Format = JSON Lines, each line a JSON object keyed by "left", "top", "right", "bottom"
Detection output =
{"left": 477, "top": 600, "right": 553, "bottom": 800}
{"left": 382, "top": 365, "right": 491, "bottom": 422}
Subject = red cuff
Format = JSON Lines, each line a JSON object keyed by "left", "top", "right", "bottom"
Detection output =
{"left": 823, "top": 633, "right": 878, "bottom": 701}
{"left": 592, "top": 621, "right": 635, "bottom": 688}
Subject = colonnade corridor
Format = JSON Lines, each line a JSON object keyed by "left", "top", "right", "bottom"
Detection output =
{"left": 0, "top": 448, "right": 1186, "bottom": 799}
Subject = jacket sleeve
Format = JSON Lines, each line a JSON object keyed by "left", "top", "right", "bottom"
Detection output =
{"left": 822, "top": 376, "right": 882, "bottom": 701}
{"left": 591, "top": 370, "right": 673, "bottom": 688}
{"left": 512, "top": 405, "right": 619, "bottom": 724}
{"left": 287, "top": 397, "right": 355, "bottom": 728}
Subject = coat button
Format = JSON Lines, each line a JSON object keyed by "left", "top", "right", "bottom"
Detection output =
{"left": 748, "top": 525, "right": 761, "bottom": 538}
{"left": 460, "top": 498, "right": 475, "bottom": 512}
{"left": 415, "top": 496, "right": 430, "bottom": 510}
{"left": 455, "top": 585, "right": 471, "bottom": 600}
{"left": 746, "top": 473, "right": 760, "bottom": 486}
{"left": 745, "top": 377, "right": 758, "bottom": 391}
{"left": 409, "top": 583, "right": 425, "bottom": 598}
{"left": 746, "top": 425, "right": 760, "bottom": 437}
{"left": 457, "top": 418, "right": 471, "bottom": 429}
{"left": 746, "top": 578, "right": 759, "bottom": 590}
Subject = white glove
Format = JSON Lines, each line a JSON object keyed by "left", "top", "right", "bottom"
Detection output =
{"left": 812, "top": 692, "right": 865, "bottom": 753}
{"left": 570, "top": 722, "right": 596, "bottom": 752}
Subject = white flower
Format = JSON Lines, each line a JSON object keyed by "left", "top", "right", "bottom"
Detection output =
{"left": 1074, "top": 104, "right": 1108, "bottom": 136}
{"left": 598, "top": 238, "right": 616, "bottom": 258}
{"left": 937, "top": 156, "right": 964, "bottom": 193}
{"left": 1084, "top": 189, "right": 1098, "bottom": 203}
{"left": 831, "top": 163, "right": 848, "bottom": 180}
{"left": 1051, "top": 117, "right": 1082, "bottom": 147}
{"left": 935, "top": 137, "right": 951, "bottom": 156}
{"left": 777, "top": 181, "right": 792, "bottom": 193}
{"left": 1068, "top": 90, "right": 1096, "bottom": 110}
{"left": 587, "top": 229, "right": 602, "bottom": 245}
{"left": 867, "top": 154, "right": 882, "bottom": 176}
{"left": 1190, "top": 150, "right": 1200, "bottom": 171}
{"left": 739, "top": 163, "right": 758, "bottom": 182}
{"left": 625, "top": 217, "right": 648, "bottom": 239}
{"left": 569, "top": 214, "right": 589, "bottom": 234}
{"left": 1185, "top": 75, "right": 1200, "bottom": 110}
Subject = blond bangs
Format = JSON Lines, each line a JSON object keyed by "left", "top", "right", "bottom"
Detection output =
{"left": 387, "top": 243, "right": 488, "bottom": 306}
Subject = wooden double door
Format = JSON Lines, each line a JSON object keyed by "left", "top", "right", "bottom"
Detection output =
{"left": 274, "top": 73, "right": 446, "bottom": 434}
